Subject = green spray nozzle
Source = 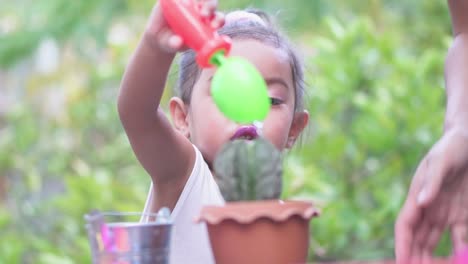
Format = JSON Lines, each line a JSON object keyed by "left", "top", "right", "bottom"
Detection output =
{"left": 209, "top": 51, "right": 270, "bottom": 124}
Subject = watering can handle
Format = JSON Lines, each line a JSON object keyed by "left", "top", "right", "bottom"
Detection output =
{"left": 160, "top": 0, "right": 232, "bottom": 68}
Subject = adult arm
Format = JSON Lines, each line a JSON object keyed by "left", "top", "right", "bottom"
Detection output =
{"left": 395, "top": 1, "right": 468, "bottom": 263}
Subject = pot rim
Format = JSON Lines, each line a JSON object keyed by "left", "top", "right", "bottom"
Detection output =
{"left": 196, "top": 199, "right": 320, "bottom": 225}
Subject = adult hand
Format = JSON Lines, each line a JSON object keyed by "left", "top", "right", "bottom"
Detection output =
{"left": 395, "top": 127, "right": 468, "bottom": 264}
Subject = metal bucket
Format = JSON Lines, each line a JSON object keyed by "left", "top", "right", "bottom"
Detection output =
{"left": 85, "top": 209, "right": 172, "bottom": 264}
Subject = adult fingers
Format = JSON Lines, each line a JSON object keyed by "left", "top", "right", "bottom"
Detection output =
{"left": 408, "top": 154, "right": 431, "bottom": 196}
{"left": 417, "top": 143, "right": 450, "bottom": 208}
{"left": 413, "top": 218, "right": 432, "bottom": 264}
{"left": 422, "top": 225, "right": 444, "bottom": 261}
{"left": 395, "top": 197, "right": 423, "bottom": 264}
{"left": 412, "top": 219, "right": 444, "bottom": 264}
{"left": 451, "top": 222, "right": 468, "bottom": 252}
{"left": 419, "top": 130, "right": 468, "bottom": 207}
{"left": 395, "top": 152, "right": 432, "bottom": 264}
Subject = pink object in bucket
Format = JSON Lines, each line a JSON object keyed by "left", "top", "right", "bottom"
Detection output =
{"left": 100, "top": 223, "right": 115, "bottom": 252}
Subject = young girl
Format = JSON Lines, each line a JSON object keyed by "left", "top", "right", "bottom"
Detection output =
{"left": 118, "top": 1, "right": 309, "bottom": 263}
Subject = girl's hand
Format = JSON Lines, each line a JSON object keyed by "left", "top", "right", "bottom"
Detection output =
{"left": 395, "top": 127, "right": 468, "bottom": 264}
{"left": 144, "top": 0, "right": 225, "bottom": 53}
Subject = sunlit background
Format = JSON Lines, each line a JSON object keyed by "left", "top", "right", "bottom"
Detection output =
{"left": 0, "top": 0, "right": 453, "bottom": 263}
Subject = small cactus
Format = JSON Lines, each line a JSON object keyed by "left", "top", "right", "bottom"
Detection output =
{"left": 213, "top": 137, "right": 283, "bottom": 202}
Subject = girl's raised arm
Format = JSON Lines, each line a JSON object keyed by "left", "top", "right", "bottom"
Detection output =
{"left": 117, "top": 4, "right": 195, "bottom": 210}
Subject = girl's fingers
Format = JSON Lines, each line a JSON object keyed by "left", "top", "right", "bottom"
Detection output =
{"left": 198, "top": 0, "right": 217, "bottom": 18}
{"left": 167, "top": 35, "right": 184, "bottom": 50}
{"left": 153, "top": 29, "right": 184, "bottom": 53}
{"left": 146, "top": 2, "right": 172, "bottom": 34}
{"left": 197, "top": 1, "right": 224, "bottom": 30}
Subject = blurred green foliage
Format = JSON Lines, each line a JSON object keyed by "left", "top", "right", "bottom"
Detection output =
{"left": 0, "top": 0, "right": 453, "bottom": 262}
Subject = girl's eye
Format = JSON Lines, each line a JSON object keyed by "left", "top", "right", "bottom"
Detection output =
{"left": 270, "top": 98, "right": 284, "bottom": 105}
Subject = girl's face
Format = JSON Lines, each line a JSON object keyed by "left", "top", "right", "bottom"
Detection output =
{"left": 172, "top": 39, "right": 309, "bottom": 167}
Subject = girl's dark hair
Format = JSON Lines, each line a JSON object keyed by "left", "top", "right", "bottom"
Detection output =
{"left": 176, "top": 9, "right": 306, "bottom": 112}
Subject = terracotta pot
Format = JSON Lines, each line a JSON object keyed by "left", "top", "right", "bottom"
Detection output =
{"left": 197, "top": 200, "right": 319, "bottom": 264}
